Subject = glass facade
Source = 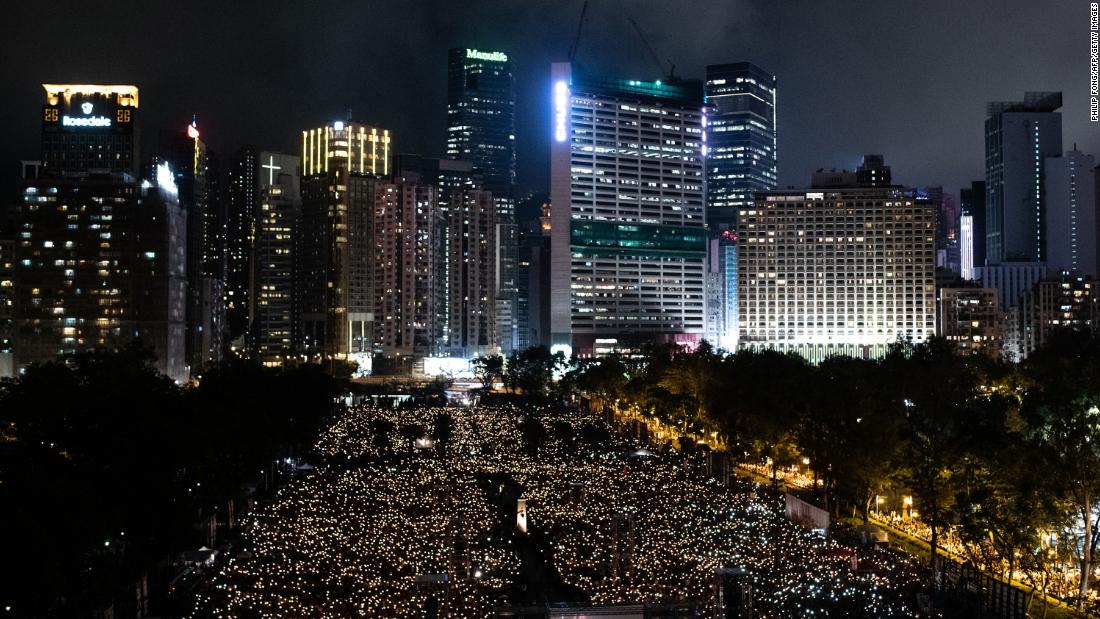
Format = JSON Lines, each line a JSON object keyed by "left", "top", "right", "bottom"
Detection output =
{"left": 446, "top": 47, "right": 515, "bottom": 203}
{"left": 704, "top": 63, "right": 777, "bottom": 230}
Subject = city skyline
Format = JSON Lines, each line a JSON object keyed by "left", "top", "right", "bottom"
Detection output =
{"left": 0, "top": 1, "right": 1094, "bottom": 213}
{"left": 6, "top": 4, "right": 1100, "bottom": 617}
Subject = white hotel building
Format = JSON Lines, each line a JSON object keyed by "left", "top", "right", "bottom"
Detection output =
{"left": 737, "top": 188, "right": 936, "bottom": 362}
{"left": 549, "top": 62, "right": 708, "bottom": 357}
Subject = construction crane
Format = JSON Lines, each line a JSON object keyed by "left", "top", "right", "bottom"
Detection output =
{"left": 627, "top": 17, "right": 676, "bottom": 81}
{"left": 568, "top": 0, "right": 588, "bottom": 61}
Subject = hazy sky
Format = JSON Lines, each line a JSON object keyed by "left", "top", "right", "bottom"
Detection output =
{"left": 0, "top": 0, "right": 1094, "bottom": 211}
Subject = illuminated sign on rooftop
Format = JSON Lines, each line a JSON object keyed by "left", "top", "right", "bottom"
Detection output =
{"left": 61, "top": 102, "right": 111, "bottom": 128}
{"left": 62, "top": 115, "right": 111, "bottom": 127}
{"left": 466, "top": 48, "right": 508, "bottom": 63}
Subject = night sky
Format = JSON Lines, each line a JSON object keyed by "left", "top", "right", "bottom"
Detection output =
{"left": 0, "top": 0, "right": 1093, "bottom": 213}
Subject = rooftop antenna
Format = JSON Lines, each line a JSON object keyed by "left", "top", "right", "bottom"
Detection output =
{"left": 568, "top": 0, "right": 588, "bottom": 62}
{"left": 628, "top": 17, "right": 676, "bottom": 80}
{"left": 346, "top": 108, "right": 353, "bottom": 122}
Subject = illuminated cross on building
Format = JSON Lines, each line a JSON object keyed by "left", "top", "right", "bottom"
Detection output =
{"left": 262, "top": 155, "right": 281, "bottom": 185}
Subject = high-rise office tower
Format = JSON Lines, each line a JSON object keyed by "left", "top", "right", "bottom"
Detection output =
{"left": 1044, "top": 149, "right": 1097, "bottom": 275}
{"left": 446, "top": 188, "right": 497, "bottom": 358}
{"left": 446, "top": 47, "right": 515, "bottom": 205}
{"left": 550, "top": 63, "right": 707, "bottom": 357}
{"left": 446, "top": 47, "right": 518, "bottom": 353}
{"left": 960, "top": 181, "right": 986, "bottom": 275}
{"left": 985, "top": 92, "right": 1063, "bottom": 263}
{"left": 704, "top": 230, "right": 739, "bottom": 350}
{"left": 250, "top": 151, "right": 300, "bottom": 365}
{"left": 738, "top": 186, "right": 936, "bottom": 362}
{"left": 225, "top": 146, "right": 260, "bottom": 347}
{"left": 40, "top": 84, "right": 139, "bottom": 175}
{"left": 298, "top": 120, "right": 390, "bottom": 365}
{"left": 704, "top": 63, "right": 777, "bottom": 231}
{"left": 18, "top": 84, "right": 186, "bottom": 380}
{"left": 156, "top": 120, "right": 224, "bottom": 373}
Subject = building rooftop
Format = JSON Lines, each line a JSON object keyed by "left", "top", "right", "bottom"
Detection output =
{"left": 986, "top": 91, "right": 1062, "bottom": 115}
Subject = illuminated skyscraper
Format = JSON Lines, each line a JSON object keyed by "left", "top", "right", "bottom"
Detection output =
{"left": 738, "top": 187, "right": 936, "bottom": 362}
{"left": 250, "top": 152, "right": 300, "bottom": 365}
{"left": 40, "top": 84, "right": 139, "bottom": 175}
{"left": 704, "top": 63, "right": 777, "bottom": 231}
{"left": 225, "top": 146, "right": 260, "bottom": 346}
{"left": 985, "top": 92, "right": 1062, "bottom": 263}
{"left": 446, "top": 47, "right": 515, "bottom": 204}
{"left": 1016, "top": 271, "right": 1099, "bottom": 359}
{"left": 17, "top": 84, "right": 186, "bottom": 380}
{"left": 939, "top": 286, "right": 1003, "bottom": 359}
{"left": 395, "top": 154, "right": 484, "bottom": 354}
{"left": 960, "top": 213, "right": 975, "bottom": 280}
{"left": 446, "top": 188, "right": 497, "bottom": 358}
{"left": 550, "top": 63, "right": 707, "bottom": 357}
{"left": 156, "top": 120, "right": 223, "bottom": 373}
{"left": 704, "top": 230, "right": 738, "bottom": 349}
{"left": 0, "top": 229, "right": 15, "bottom": 377}
{"left": 446, "top": 47, "right": 517, "bottom": 353}
{"left": 960, "top": 180, "right": 986, "bottom": 275}
{"left": 14, "top": 166, "right": 186, "bottom": 381}
{"left": 297, "top": 120, "right": 391, "bottom": 365}
{"left": 371, "top": 180, "right": 441, "bottom": 367}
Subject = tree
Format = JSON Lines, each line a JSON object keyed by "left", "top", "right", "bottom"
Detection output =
{"left": 657, "top": 341, "right": 723, "bottom": 434}
{"left": 472, "top": 354, "right": 505, "bottom": 392}
{"left": 802, "top": 356, "right": 902, "bottom": 520}
{"left": 571, "top": 354, "right": 629, "bottom": 412}
{"left": 719, "top": 349, "right": 810, "bottom": 483}
{"left": 0, "top": 346, "right": 343, "bottom": 614}
{"left": 503, "top": 346, "right": 566, "bottom": 399}
{"left": 1020, "top": 330, "right": 1100, "bottom": 609}
{"left": 885, "top": 338, "right": 974, "bottom": 569}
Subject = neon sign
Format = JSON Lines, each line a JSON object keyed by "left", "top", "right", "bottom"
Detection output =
{"left": 466, "top": 48, "right": 508, "bottom": 62}
{"left": 63, "top": 115, "right": 111, "bottom": 127}
{"left": 63, "top": 101, "right": 111, "bottom": 127}
{"left": 554, "top": 80, "right": 569, "bottom": 143}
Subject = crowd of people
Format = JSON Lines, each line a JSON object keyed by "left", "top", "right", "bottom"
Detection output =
{"left": 192, "top": 403, "right": 927, "bottom": 617}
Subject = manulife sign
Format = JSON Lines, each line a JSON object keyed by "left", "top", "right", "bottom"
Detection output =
{"left": 466, "top": 48, "right": 508, "bottom": 62}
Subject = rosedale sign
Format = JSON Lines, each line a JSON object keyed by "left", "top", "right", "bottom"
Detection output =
{"left": 466, "top": 48, "right": 508, "bottom": 63}
{"left": 61, "top": 102, "right": 111, "bottom": 128}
